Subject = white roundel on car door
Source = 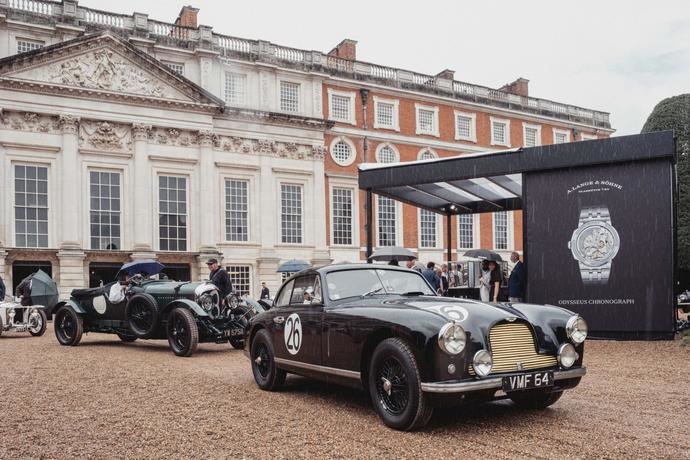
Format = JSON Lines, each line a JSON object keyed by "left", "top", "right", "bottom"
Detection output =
{"left": 93, "top": 295, "right": 107, "bottom": 314}
{"left": 284, "top": 313, "right": 302, "bottom": 355}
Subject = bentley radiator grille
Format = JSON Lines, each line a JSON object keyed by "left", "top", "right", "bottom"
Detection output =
{"left": 469, "top": 322, "right": 557, "bottom": 375}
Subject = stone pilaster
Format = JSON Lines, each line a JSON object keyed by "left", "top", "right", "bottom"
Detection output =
{"left": 57, "top": 249, "right": 86, "bottom": 299}
{"left": 197, "top": 129, "right": 217, "bottom": 253}
{"left": 257, "top": 255, "right": 281, "bottom": 295}
{"left": 0, "top": 246, "right": 8, "bottom": 299}
{"left": 58, "top": 114, "right": 81, "bottom": 250}
{"left": 132, "top": 123, "right": 153, "bottom": 252}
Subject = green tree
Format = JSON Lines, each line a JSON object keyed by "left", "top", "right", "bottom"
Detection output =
{"left": 641, "top": 94, "right": 690, "bottom": 272}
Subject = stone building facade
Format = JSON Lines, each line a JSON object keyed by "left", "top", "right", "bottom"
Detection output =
{"left": 0, "top": 0, "right": 613, "bottom": 296}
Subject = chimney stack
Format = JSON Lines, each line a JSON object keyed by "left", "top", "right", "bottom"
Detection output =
{"left": 175, "top": 6, "right": 199, "bottom": 28}
{"left": 499, "top": 77, "right": 529, "bottom": 97}
{"left": 328, "top": 39, "right": 357, "bottom": 60}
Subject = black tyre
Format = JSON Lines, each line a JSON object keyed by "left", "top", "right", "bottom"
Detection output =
{"left": 116, "top": 332, "right": 138, "bottom": 342}
{"left": 54, "top": 306, "right": 83, "bottom": 346}
{"left": 166, "top": 307, "right": 198, "bottom": 357}
{"left": 368, "top": 338, "right": 433, "bottom": 431}
{"left": 250, "top": 329, "right": 286, "bottom": 390}
{"left": 510, "top": 390, "right": 563, "bottom": 409}
{"left": 125, "top": 294, "right": 159, "bottom": 339}
{"left": 29, "top": 309, "right": 48, "bottom": 337}
{"left": 230, "top": 338, "right": 245, "bottom": 350}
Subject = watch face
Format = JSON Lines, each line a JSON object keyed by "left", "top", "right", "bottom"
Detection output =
{"left": 570, "top": 221, "right": 620, "bottom": 267}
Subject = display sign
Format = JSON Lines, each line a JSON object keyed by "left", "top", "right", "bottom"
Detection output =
{"left": 524, "top": 159, "right": 675, "bottom": 339}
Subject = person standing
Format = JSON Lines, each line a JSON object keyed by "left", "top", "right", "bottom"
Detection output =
{"left": 508, "top": 252, "right": 525, "bottom": 303}
{"left": 440, "top": 264, "right": 450, "bottom": 295}
{"left": 0, "top": 273, "right": 5, "bottom": 300}
{"left": 479, "top": 260, "right": 491, "bottom": 302}
{"left": 260, "top": 282, "right": 270, "bottom": 300}
{"left": 488, "top": 260, "right": 503, "bottom": 302}
{"left": 422, "top": 262, "right": 440, "bottom": 292}
{"left": 207, "top": 258, "right": 232, "bottom": 299}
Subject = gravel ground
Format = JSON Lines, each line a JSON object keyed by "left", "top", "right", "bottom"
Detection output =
{"left": 1, "top": 325, "right": 689, "bottom": 459}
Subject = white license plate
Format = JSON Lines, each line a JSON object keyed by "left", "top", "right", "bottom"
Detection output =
{"left": 502, "top": 371, "right": 554, "bottom": 392}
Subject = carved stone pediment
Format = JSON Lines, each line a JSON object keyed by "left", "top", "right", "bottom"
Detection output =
{"left": 0, "top": 32, "right": 224, "bottom": 111}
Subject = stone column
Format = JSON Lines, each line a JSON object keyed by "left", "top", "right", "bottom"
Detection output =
{"left": 58, "top": 115, "right": 81, "bottom": 250}
{"left": 257, "top": 254, "right": 280, "bottom": 295}
{"left": 57, "top": 115, "right": 86, "bottom": 296}
{"left": 196, "top": 130, "right": 220, "bottom": 280}
{"left": 0, "top": 245, "right": 8, "bottom": 297}
{"left": 131, "top": 124, "right": 156, "bottom": 260}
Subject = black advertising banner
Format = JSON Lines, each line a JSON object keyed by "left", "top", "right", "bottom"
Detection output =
{"left": 524, "top": 159, "right": 674, "bottom": 338}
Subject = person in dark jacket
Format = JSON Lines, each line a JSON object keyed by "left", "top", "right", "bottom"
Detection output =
{"left": 260, "top": 282, "right": 270, "bottom": 300}
{"left": 0, "top": 274, "right": 5, "bottom": 300}
{"left": 15, "top": 274, "right": 33, "bottom": 306}
{"left": 508, "top": 252, "right": 525, "bottom": 302}
{"left": 422, "top": 262, "right": 441, "bottom": 291}
{"left": 207, "top": 258, "right": 232, "bottom": 299}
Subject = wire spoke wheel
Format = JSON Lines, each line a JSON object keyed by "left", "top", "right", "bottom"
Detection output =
{"left": 130, "top": 303, "right": 152, "bottom": 331}
{"left": 253, "top": 342, "right": 271, "bottom": 378}
{"left": 57, "top": 311, "right": 75, "bottom": 341}
{"left": 171, "top": 314, "right": 189, "bottom": 350}
{"left": 375, "top": 356, "right": 410, "bottom": 415}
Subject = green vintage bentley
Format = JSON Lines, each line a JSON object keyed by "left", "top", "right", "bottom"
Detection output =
{"left": 50, "top": 260, "right": 256, "bottom": 357}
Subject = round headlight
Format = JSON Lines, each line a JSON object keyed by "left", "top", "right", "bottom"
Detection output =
{"left": 472, "top": 350, "right": 493, "bottom": 377}
{"left": 566, "top": 315, "right": 588, "bottom": 344}
{"left": 437, "top": 322, "right": 466, "bottom": 355}
{"left": 558, "top": 343, "right": 579, "bottom": 368}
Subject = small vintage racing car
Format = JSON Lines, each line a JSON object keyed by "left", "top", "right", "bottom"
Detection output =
{"left": 246, "top": 264, "right": 587, "bottom": 430}
{"left": 0, "top": 296, "right": 47, "bottom": 337}
{"left": 51, "top": 261, "right": 252, "bottom": 357}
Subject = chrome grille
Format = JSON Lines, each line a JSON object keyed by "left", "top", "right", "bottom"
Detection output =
{"left": 469, "top": 322, "right": 557, "bottom": 375}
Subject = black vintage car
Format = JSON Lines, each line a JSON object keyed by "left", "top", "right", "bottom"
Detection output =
{"left": 51, "top": 263, "right": 254, "bottom": 357}
{"left": 246, "top": 264, "right": 587, "bottom": 431}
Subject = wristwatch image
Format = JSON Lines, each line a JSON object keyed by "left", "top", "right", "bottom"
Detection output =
{"left": 568, "top": 205, "right": 620, "bottom": 285}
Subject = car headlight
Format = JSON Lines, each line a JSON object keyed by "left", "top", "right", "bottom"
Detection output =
{"left": 437, "top": 322, "right": 466, "bottom": 355}
{"left": 558, "top": 343, "right": 579, "bottom": 368}
{"left": 472, "top": 350, "right": 493, "bottom": 377}
{"left": 566, "top": 315, "right": 588, "bottom": 344}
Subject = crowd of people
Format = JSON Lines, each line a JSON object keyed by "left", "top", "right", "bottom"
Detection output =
{"left": 391, "top": 252, "right": 525, "bottom": 302}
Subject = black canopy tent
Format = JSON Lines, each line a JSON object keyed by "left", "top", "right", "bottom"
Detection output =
{"left": 359, "top": 131, "right": 677, "bottom": 339}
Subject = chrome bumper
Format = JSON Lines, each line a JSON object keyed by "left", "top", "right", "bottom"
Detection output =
{"left": 421, "top": 367, "right": 586, "bottom": 394}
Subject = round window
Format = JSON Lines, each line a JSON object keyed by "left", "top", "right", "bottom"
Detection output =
{"left": 331, "top": 140, "right": 354, "bottom": 166}
{"left": 378, "top": 145, "right": 397, "bottom": 163}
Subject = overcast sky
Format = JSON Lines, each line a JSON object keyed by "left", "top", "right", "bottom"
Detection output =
{"left": 84, "top": 0, "right": 690, "bottom": 136}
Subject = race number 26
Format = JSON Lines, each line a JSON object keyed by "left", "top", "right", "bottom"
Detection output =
{"left": 284, "top": 313, "right": 302, "bottom": 355}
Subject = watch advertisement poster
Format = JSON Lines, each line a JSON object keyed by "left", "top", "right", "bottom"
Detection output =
{"left": 524, "top": 159, "right": 674, "bottom": 338}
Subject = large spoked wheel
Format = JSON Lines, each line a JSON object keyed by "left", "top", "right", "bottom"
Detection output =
{"left": 166, "top": 307, "right": 198, "bottom": 357}
{"left": 54, "top": 306, "right": 83, "bottom": 346}
{"left": 28, "top": 309, "right": 48, "bottom": 337}
{"left": 510, "top": 390, "right": 563, "bottom": 409}
{"left": 368, "top": 338, "right": 433, "bottom": 431}
{"left": 125, "top": 294, "right": 159, "bottom": 339}
{"left": 250, "top": 329, "right": 286, "bottom": 391}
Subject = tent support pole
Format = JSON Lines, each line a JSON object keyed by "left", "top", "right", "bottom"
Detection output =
{"left": 365, "top": 189, "right": 373, "bottom": 263}
{"left": 446, "top": 212, "right": 452, "bottom": 269}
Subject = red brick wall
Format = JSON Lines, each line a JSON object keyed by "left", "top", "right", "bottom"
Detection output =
{"left": 322, "top": 82, "right": 608, "bottom": 256}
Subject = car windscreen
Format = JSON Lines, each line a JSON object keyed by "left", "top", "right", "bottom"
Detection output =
{"left": 326, "top": 268, "right": 436, "bottom": 300}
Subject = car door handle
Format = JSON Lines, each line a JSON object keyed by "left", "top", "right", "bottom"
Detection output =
{"left": 273, "top": 316, "right": 285, "bottom": 324}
